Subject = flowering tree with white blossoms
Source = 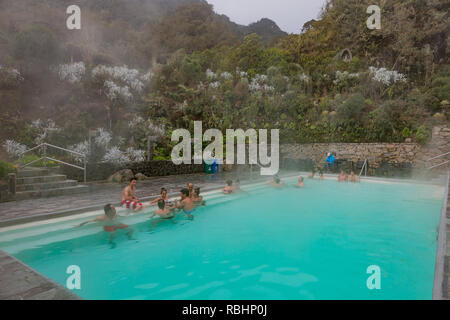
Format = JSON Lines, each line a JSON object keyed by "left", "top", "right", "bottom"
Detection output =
{"left": 55, "top": 62, "right": 86, "bottom": 84}
{"left": 369, "top": 67, "right": 407, "bottom": 86}
{"left": 2, "top": 140, "right": 27, "bottom": 159}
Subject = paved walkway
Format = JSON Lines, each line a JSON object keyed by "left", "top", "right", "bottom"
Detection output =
{"left": 0, "top": 171, "right": 272, "bottom": 224}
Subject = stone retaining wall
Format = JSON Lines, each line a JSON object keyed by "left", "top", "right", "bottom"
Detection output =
{"left": 62, "top": 160, "right": 205, "bottom": 182}
{"left": 281, "top": 126, "right": 450, "bottom": 171}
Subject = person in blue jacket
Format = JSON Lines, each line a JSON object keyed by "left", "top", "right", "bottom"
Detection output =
{"left": 325, "top": 152, "right": 335, "bottom": 170}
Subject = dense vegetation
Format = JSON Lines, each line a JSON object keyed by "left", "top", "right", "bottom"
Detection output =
{"left": 0, "top": 0, "right": 448, "bottom": 163}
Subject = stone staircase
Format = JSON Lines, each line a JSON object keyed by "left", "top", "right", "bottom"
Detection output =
{"left": 15, "top": 168, "right": 89, "bottom": 200}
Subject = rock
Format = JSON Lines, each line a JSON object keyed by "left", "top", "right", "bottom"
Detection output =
{"left": 405, "top": 138, "right": 412, "bottom": 143}
{"left": 135, "top": 173, "right": 149, "bottom": 181}
{"left": 108, "top": 169, "right": 134, "bottom": 183}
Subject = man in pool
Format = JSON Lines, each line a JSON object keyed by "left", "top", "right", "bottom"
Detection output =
{"left": 153, "top": 199, "right": 175, "bottom": 219}
{"left": 122, "top": 178, "right": 145, "bottom": 212}
{"left": 76, "top": 204, "right": 133, "bottom": 241}
{"left": 296, "top": 177, "right": 305, "bottom": 188}
{"left": 175, "top": 188, "right": 195, "bottom": 219}
{"left": 223, "top": 180, "right": 234, "bottom": 194}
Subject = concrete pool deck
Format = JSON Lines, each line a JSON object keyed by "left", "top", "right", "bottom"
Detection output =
{"left": 0, "top": 171, "right": 449, "bottom": 300}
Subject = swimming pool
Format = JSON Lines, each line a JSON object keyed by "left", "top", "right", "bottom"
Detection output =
{"left": 0, "top": 177, "right": 445, "bottom": 300}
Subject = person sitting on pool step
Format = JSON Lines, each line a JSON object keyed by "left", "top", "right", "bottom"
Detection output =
{"left": 150, "top": 188, "right": 175, "bottom": 208}
{"left": 76, "top": 204, "right": 133, "bottom": 242}
{"left": 338, "top": 170, "right": 348, "bottom": 182}
{"left": 122, "top": 178, "right": 146, "bottom": 212}
{"left": 175, "top": 188, "right": 195, "bottom": 219}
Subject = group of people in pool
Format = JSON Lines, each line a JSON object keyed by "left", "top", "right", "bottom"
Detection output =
{"left": 77, "top": 178, "right": 206, "bottom": 241}
{"left": 78, "top": 163, "right": 360, "bottom": 241}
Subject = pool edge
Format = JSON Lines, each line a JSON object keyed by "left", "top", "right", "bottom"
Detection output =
{"left": 0, "top": 250, "right": 81, "bottom": 300}
{"left": 433, "top": 171, "right": 449, "bottom": 300}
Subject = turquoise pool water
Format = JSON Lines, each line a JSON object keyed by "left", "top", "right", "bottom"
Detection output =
{"left": 0, "top": 178, "right": 444, "bottom": 300}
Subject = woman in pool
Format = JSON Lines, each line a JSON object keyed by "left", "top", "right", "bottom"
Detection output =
{"left": 150, "top": 188, "right": 175, "bottom": 207}
{"left": 193, "top": 187, "right": 206, "bottom": 206}
{"left": 296, "top": 177, "right": 305, "bottom": 188}
{"left": 348, "top": 171, "right": 359, "bottom": 183}
{"left": 76, "top": 204, "right": 133, "bottom": 242}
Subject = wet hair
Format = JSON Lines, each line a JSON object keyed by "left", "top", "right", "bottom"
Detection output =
{"left": 157, "top": 199, "right": 165, "bottom": 210}
{"left": 181, "top": 188, "right": 190, "bottom": 197}
{"left": 130, "top": 177, "right": 136, "bottom": 183}
{"left": 275, "top": 178, "right": 281, "bottom": 184}
{"left": 104, "top": 204, "right": 115, "bottom": 218}
{"left": 299, "top": 177, "right": 303, "bottom": 182}
{"left": 195, "top": 187, "right": 200, "bottom": 195}
{"left": 160, "top": 188, "right": 167, "bottom": 194}
{"left": 226, "top": 180, "right": 233, "bottom": 186}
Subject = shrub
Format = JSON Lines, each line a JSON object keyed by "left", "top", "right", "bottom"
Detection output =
{"left": 415, "top": 126, "right": 430, "bottom": 145}
{"left": 20, "top": 154, "right": 59, "bottom": 167}
{"left": 0, "top": 161, "right": 16, "bottom": 179}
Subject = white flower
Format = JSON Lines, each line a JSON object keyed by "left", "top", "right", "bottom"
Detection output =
{"left": 209, "top": 81, "right": 221, "bottom": 89}
{"left": 148, "top": 121, "right": 166, "bottom": 137}
{"left": 69, "top": 141, "right": 90, "bottom": 163}
{"left": 56, "top": 62, "right": 85, "bottom": 84}
{"left": 104, "top": 80, "right": 133, "bottom": 101}
{"left": 333, "top": 71, "right": 359, "bottom": 85}
{"left": 94, "top": 128, "right": 112, "bottom": 147}
{"left": 3, "top": 140, "right": 27, "bottom": 158}
{"left": 30, "top": 119, "right": 60, "bottom": 145}
{"left": 299, "top": 73, "right": 310, "bottom": 83}
{"left": 369, "top": 67, "right": 406, "bottom": 86}
{"left": 102, "top": 146, "right": 130, "bottom": 165}
{"left": 128, "top": 115, "right": 145, "bottom": 129}
{"left": 92, "top": 65, "right": 148, "bottom": 95}
{"left": 220, "top": 72, "right": 233, "bottom": 80}
{"left": 126, "top": 147, "right": 146, "bottom": 162}
{"left": 206, "top": 69, "right": 216, "bottom": 79}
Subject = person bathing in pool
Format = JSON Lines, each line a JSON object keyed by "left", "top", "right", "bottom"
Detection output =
{"left": 153, "top": 199, "right": 175, "bottom": 219}
{"left": 76, "top": 204, "right": 133, "bottom": 242}
{"left": 122, "top": 178, "right": 145, "bottom": 212}
{"left": 193, "top": 187, "right": 206, "bottom": 206}
{"left": 174, "top": 188, "right": 195, "bottom": 219}
{"left": 223, "top": 180, "right": 234, "bottom": 194}
{"left": 296, "top": 177, "right": 305, "bottom": 188}
{"left": 187, "top": 183, "right": 195, "bottom": 199}
{"left": 150, "top": 188, "right": 175, "bottom": 208}
{"left": 269, "top": 177, "right": 285, "bottom": 188}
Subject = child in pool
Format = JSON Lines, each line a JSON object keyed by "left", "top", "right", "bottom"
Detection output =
{"left": 154, "top": 199, "right": 175, "bottom": 219}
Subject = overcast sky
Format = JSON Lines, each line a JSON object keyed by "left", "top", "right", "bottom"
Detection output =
{"left": 206, "top": 0, "right": 327, "bottom": 34}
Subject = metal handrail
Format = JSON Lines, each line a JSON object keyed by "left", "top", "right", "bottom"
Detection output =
{"left": 18, "top": 143, "right": 87, "bottom": 183}
{"left": 426, "top": 151, "right": 450, "bottom": 170}
{"left": 359, "top": 159, "right": 368, "bottom": 177}
{"left": 427, "top": 152, "right": 450, "bottom": 162}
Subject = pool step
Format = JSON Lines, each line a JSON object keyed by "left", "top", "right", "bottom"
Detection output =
{"left": 17, "top": 168, "right": 51, "bottom": 178}
{"left": 16, "top": 180, "right": 79, "bottom": 192}
{"left": 15, "top": 185, "right": 89, "bottom": 201}
{"left": 16, "top": 174, "right": 67, "bottom": 185}
{"left": 15, "top": 167, "right": 88, "bottom": 201}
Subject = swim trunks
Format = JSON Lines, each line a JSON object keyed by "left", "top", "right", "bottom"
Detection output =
{"left": 122, "top": 200, "right": 143, "bottom": 210}
{"left": 103, "top": 223, "right": 129, "bottom": 233}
